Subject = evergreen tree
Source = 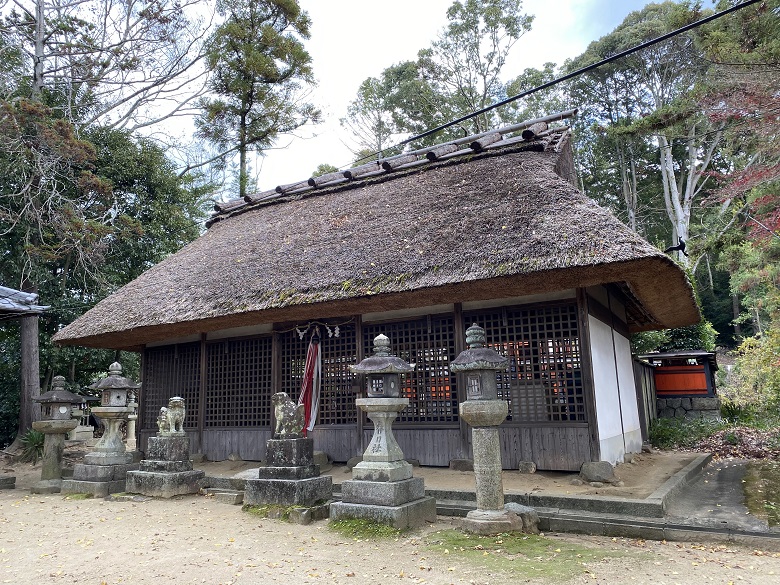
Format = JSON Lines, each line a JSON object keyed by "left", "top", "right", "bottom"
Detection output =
{"left": 196, "top": 0, "right": 320, "bottom": 198}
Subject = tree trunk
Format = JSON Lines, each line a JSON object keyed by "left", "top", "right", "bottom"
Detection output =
{"left": 732, "top": 294, "right": 742, "bottom": 338}
{"left": 33, "top": 0, "right": 45, "bottom": 97}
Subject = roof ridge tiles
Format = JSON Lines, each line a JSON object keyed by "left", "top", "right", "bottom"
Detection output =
{"left": 207, "top": 110, "right": 579, "bottom": 226}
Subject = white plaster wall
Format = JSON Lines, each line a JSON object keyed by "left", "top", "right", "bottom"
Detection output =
{"left": 588, "top": 316, "right": 625, "bottom": 464}
{"left": 614, "top": 331, "right": 643, "bottom": 454}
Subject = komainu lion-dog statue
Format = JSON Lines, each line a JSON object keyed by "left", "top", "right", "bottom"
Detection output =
{"left": 272, "top": 392, "right": 305, "bottom": 439}
{"left": 157, "top": 396, "right": 186, "bottom": 436}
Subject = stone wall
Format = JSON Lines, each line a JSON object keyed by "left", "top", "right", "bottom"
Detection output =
{"left": 657, "top": 396, "right": 721, "bottom": 421}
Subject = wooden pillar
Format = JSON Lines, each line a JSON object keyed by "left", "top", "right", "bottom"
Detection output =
{"left": 453, "top": 303, "right": 470, "bottom": 459}
{"left": 17, "top": 314, "right": 41, "bottom": 438}
{"left": 576, "top": 288, "right": 601, "bottom": 462}
{"left": 354, "top": 315, "right": 365, "bottom": 455}
{"left": 198, "top": 333, "right": 207, "bottom": 449}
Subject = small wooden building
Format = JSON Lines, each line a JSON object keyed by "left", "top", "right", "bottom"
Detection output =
{"left": 637, "top": 350, "right": 718, "bottom": 398}
{"left": 53, "top": 113, "right": 700, "bottom": 470}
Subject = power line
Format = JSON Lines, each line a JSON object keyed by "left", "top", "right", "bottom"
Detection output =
{"left": 393, "top": 0, "right": 763, "bottom": 150}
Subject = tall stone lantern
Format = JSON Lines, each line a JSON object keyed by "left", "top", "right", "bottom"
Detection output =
{"left": 350, "top": 334, "right": 414, "bottom": 481}
{"left": 62, "top": 362, "right": 140, "bottom": 497}
{"left": 31, "top": 376, "right": 83, "bottom": 493}
{"left": 451, "top": 323, "right": 522, "bottom": 534}
{"left": 86, "top": 362, "right": 139, "bottom": 465}
{"left": 330, "top": 334, "right": 436, "bottom": 529}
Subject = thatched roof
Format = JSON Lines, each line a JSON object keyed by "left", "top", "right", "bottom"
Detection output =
{"left": 54, "top": 113, "right": 699, "bottom": 350}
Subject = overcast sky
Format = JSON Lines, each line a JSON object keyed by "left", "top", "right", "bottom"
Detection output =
{"left": 250, "top": 0, "right": 660, "bottom": 191}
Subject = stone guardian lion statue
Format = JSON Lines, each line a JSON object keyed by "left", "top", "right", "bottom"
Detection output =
{"left": 157, "top": 396, "right": 186, "bottom": 436}
{"left": 272, "top": 392, "right": 305, "bottom": 439}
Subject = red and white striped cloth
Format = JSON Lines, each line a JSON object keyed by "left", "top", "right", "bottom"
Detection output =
{"left": 297, "top": 329, "right": 321, "bottom": 437}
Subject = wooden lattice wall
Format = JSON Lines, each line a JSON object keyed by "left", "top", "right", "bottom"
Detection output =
{"left": 205, "top": 337, "right": 273, "bottom": 427}
{"left": 363, "top": 315, "right": 458, "bottom": 426}
{"left": 142, "top": 342, "right": 201, "bottom": 430}
{"left": 464, "top": 303, "right": 585, "bottom": 424}
{"left": 280, "top": 323, "right": 358, "bottom": 426}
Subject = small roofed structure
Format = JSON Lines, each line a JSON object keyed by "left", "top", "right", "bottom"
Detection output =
{"left": 53, "top": 110, "right": 701, "bottom": 471}
{"left": 0, "top": 285, "right": 49, "bottom": 319}
{"left": 637, "top": 350, "right": 718, "bottom": 398}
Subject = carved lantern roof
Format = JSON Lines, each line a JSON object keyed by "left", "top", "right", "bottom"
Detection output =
{"left": 450, "top": 324, "right": 509, "bottom": 372}
{"left": 89, "top": 362, "right": 140, "bottom": 391}
{"left": 350, "top": 334, "right": 415, "bottom": 375}
{"left": 35, "top": 375, "right": 84, "bottom": 404}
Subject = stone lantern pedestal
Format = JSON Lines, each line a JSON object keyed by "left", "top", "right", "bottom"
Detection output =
{"left": 62, "top": 363, "right": 139, "bottom": 497}
{"left": 330, "top": 334, "right": 436, "bottom": 529}
{"left": 31, "top": 376, "right": 83, "bottom": 494}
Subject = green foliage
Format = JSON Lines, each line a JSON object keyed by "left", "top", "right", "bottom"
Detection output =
{"left": 659, "top": 320, "right": 718, "bottom": 352}
{"left": 648, "top": 417, "right": 726, "bottom": 450}
{"left": 502, "top": 62, "right": 568, "bottom": 125}
{"left": 344, "top": 1, "right": 534, "bottom": 150}
{"left": 197, "top": 0, "right": 320, "bottom": 198}
{"left": 329, "top": 519, "right": 405, "bottom": 539}
{"left": 312, "top": 164, "right": 339, "bottom": 177}
{"left": 630, "top": 330, "right": 670, "bottom": 355}
{"left": 0, "top": 324, "right": 21, "bottom": 448}
{"left": 425, "top": 530, "right": 632, "bottom": 580}
{"left": 18, "top": 429, "right": 45, "bottom": 464}
{"left": 720, "top": 324, "right": 780, "bottom": 409}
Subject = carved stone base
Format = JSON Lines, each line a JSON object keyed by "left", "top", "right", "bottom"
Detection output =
{"left": 61, "top": 478, "right": 129, "bottom": 498}
{"left": 330, "top": 496, "right": 436, "bottom": 530}
{"left": 257, "top": 465, "right": 319, "bottom": 480}
{"left": 352, "top": 460, "right": 412, "bottom": 482}
{"left": 147, "top": 436, "right": 191, "bottom": 462}
{"left": 244, "top": 475, "right": 332, "bottom": 507}
{"left": 83, "top": 452, "right": 134, "bottom": 466}
{"left": 61, "top": 461, "right": 139, "bottom": 497}
{"left": 125, "top": 469, "right": 205, "bottom": 498}
{"left": 341, "top": 477, "right": 424, "bottom": 506}
{"left": 461, "top": 509, "right": 523, "bottom": 535}
{"left": 30, "top": 479, "right": 63, "bottom": 494}
{"left": 266, "top": 438, "right": 314, "bottom": 467}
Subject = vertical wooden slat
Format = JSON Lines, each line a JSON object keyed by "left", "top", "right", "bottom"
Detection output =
{"left": 453, "top": 302, "right": 469, "bottom": 459}
{"left": 577, "top": 288, "right": 600, "bottom": 462}
{"left": 354, "top": 314, "right": 365, "bottom": 456}
{"left": 198, "top": 333, "right": 206, "bottom": 446}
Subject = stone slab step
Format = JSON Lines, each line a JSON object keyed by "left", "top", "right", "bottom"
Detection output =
{"left": 203, "top": 487, "right": 244, "bottom": 505}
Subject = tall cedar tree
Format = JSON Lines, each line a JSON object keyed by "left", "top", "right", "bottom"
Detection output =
{"left": 197, "top": 0, "right": 319, "bottom": 199}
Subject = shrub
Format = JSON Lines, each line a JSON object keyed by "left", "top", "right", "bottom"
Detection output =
{"left": 649, "top": 417, "right": 726, "bottom": 450}
{"left": 18, "top": 429, "right": 45, "bottom": 464}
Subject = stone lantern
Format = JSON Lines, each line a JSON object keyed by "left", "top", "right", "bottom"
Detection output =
{"left": 31, "top": 376, "right": 83, "bottom": 493}
{"left": 61, "top": 362, "right": 140, "bottom": 497}
{"left": 330, "top": 334, "right": 436, "bottom": 529}
{"left": 86, "top": 362, "right": 138, "bottom": 464}
{"left": 349, "top": 334, "right": 414, "bottom": 480}
{"left": 451, "top": 323, "right": 522, "bottom": 534}
{"left": 352, "top": 334, "right": 410, "bottom": 398}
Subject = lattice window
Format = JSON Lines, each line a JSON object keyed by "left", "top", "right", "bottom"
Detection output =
{"left": 142, "top": 343, "right": 201, "bottom": 430}
{"left": 363, "top": 316, "right": 458, "bottom": 425}
{"left": 464, "top": 303, "right": 585, "bottom": 423}
{"left": 280, "top": 323, "right": 358, "bottom": 426}
{"left": 205, "top": 337, "right": 273, "bottom": 428}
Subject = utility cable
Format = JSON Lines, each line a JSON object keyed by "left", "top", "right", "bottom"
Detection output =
{"left": 394, "top": 0, "right": 763, "bottom": 149}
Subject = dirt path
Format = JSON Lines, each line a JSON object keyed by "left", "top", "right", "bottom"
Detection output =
{"left": 1, "top": 488, "right": 778, "bottom": 585}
